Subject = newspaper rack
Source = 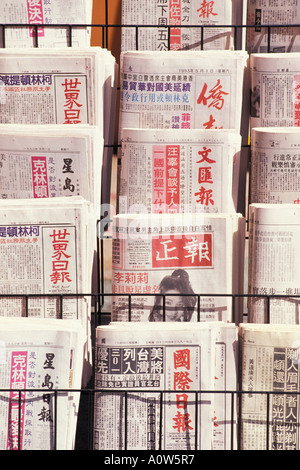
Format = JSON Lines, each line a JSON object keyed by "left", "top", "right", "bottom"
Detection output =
{"left": 1, "top": 4, "right": 300, "bottom": 450}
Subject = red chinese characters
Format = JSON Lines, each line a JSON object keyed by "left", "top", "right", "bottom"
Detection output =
{"left": 195, "top": 146, "right": 215, "bottom": 206}
{"left": 7, "top": 352, "right": 28, "bottom": 450}
{"left": 152, "top": 233, "right": 213, "bottom": 268}
{"left": 169, "top": 0, "right": 182, "bottom": 51}
{"left": 49, "top": 228, "right": 72, "bottom": 285}
{"left": 294, "top": 77, "right": 300, "bottom": 126}
{"left": 112, "top": 272, "right": 152, "bottom": 294}
{"left": 152, "top": 145, "right": 180, "bottom": 213}
{"left": 197, "top": 79, "right": 228, "bottom": 129}
{"left": 197, "top": 0, "right": 218, "bottom": 19}
{"left": 172, "top": 348, "right": 193, "bottom": 433}
{"left": 31, "top": 156, "right": 49, "bottom": 198}
{"left": 153, "top": 146, "right": 166, "bottom": 211}
{"left": 27, "top": 0, "right": 45, "bottom": 38}
{"left": 61, "top": 78, "right": 83, "bottom": 124}
{"left": 166, "top": 145, "right": 180, "bottom": 211}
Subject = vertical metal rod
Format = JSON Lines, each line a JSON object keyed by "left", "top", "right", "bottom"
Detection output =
{"left": 124, "top": 392, "right": 128, "bottom": 450}
{"left": 231, "top": 391, "right": 235, "bottom": 450}
{"left": 266, "top": 392, "right": 270, "bottom": 450}
{"left": 194, "top": 392, "right": 198, "bottom": 450}
{"left": 54, "top": 391, "right": 58, "bottom": 450}
{"left": 69, "top": 25, "right": 73, "bottom": 47}
{"left": 159, "top": 392, "right": 163, "bottom": 450}
{"left": 135, "top": 26, "right": 139, "bottom": 50}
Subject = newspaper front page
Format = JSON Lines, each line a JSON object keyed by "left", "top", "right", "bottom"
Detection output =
{"left": 121, "top": 0, "right": 247, "bottom": 51}
{"left": 111, "top": 212, "right": 245, "bottom": 323}
{"left": 0, "top": 197, "right": 92, "bottom": 319}
{"left": 246, "top": 0, "right": 300, "bottom": 53}
{"left": 240, "top": 323, "right": 300, "bottom": 450}
{"left": 0, "top": 317, "right": 85, "bottom": 450}
{"left": 0, "top": 47, "right": 116, "bottom": 133}
{"left": 119, "top": 50, "right": 249, "bottom": 137}
{"left": 93, "top": 321, "right": 238, "bottom": 450}
{"left": 0, "top": 48, "right": 117, "bottom": 207}
{"left": 250, "top": 53, "right": 300, "bottom": 130}
{"left": 0, "top": 196, "right": 94, "bottom": 384}
{"left": 248, "top": 203, "right": 300, "bottom": 323}
{"left": 0, "top": 124, "right": 102, "bottom": 210}
{"left": 0, "top": 0, "right": 92, "bottom": 48}
{"left": 119, "top": 128, "right": 242, "bottom": 214}
{"left": 250, "top": 127, "right": 300, "bottom": 204}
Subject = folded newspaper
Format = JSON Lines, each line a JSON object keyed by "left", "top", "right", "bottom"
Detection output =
{"left": 0, "top": 124, "right": 102, "bottom": 211}
{"left": 93, "top": 321, "right": 238, "bottom": 450}
{"left": 248, "top": 203, "right": 300, "bottom": 323}
{"left": 0, "top": 47, "right": 117, "bottom": 206}
{"left": 250, "top": 53, "right": 300, "bottom": 130}
{"left": 250, "top": 127, "right": 300, "bottom": 204}
{"left": 239, "top": 323, "right": 300, "bottom": 450}
{"left": 111, "top": 212, "right": 245, "bottom": 323}
{"left": 246, "top": 0, "right": 300, "bottom": 53}
{"left": 119, "top": 50, "right": 249, "bottom": 138}
{"left": 121, "top": 0, "right": 247, "bottom": 51}
{"left": 0, "top": 316, "right": 85, "bottom": 450}
{"left": 119, "top": 128, "right": 242, "bottom": 214}
{"left": 0, "top": 0, "right": 93, "bottom": 48}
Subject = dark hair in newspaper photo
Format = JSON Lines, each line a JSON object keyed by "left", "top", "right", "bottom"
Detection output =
{"left": 149, "top": 269, "right": 197, "bottom": 322}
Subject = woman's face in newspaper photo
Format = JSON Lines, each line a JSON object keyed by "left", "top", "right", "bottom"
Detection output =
{"left": 152, "top": 289, "right": 186, "bottom": 322}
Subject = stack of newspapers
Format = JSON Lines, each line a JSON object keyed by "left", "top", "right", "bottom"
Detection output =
{"left": 247, "top": 204, "right": 300, "bottom": 324}
{"left": 97, "top": 2, "right": 250, "bottom": 451}
{"left": 243, "top": 3, "right": 300, "bottom": 451}
{"left": 93, "top": 321, "right": 238, "bottom": 450}
{"left": 0, "top": 47, "right": 117, "bottom": 205}
{"left": 0, "top": 2, "right": 118, "bottom": 450}
{"left": 111, "top": 212, "right": 245, "bottom": 324}
{"left": 239, "top": 323, "right": 300, "bottom": 450}
{"left": 247, "top": 52, "right": 300, "bottom": 325}
{"left": 0, "top": 317, "right": 86, "bottom": 450}
{"left": 0, "top": 0, "right": 93, "bottom": 48}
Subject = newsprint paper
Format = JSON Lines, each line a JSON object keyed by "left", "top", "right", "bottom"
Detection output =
{"left": 119, "top": 50, "right": 249, "bottom": 137}
{"left": 93, "top": 321, "right": 238, "bottom": 450}
{"left": 119, "top": 128, "right": 242, "bottom": 214}
{"left": 250, "top": 127, "right": 300, "bottom": 205}
{"left": 0, "top": 124, "right": 102, "bottom": 210}
{"left": 111, "top": 212, "right": 245, "bottom": 323}
{"left": 0, "top": 196, "right": 94, "bottom": 384}
{"left": 0, "top": 47, "right": 117, "bottom": 206}
{"left": 121, "top": 0, "right": 247, "bottom": 51}
{"left": 247, "top": 203, "right": 300, "bottom": 324}
{"left": 0, "top": 0, "right": 93, "bottom": 48}
{"left": 246, "top": 0, "right": 300, "bottom": 53}
{"left": 0, "top": 317, "right": 85, "bottom": 450}
{"left": 250, "top": 53, "right": 300, "bottom": 130}
{"left": 239, "top": 323, "right": 300, "bottom": 450}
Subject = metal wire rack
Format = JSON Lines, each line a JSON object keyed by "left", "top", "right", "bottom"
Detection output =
{"left": 0, "top": 3, "right": 300, "bottom": 450}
